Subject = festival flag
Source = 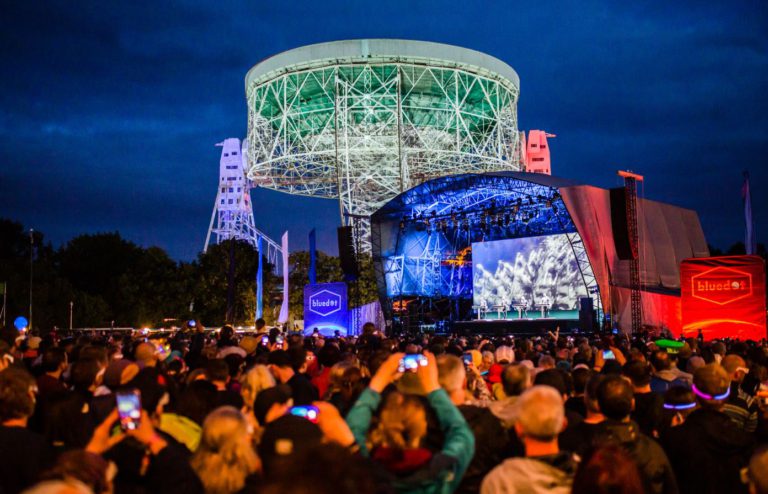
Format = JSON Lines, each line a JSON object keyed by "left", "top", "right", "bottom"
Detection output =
{"left": 256, "top": 236, "right": 263, "bottom": 319}
{"left": 309, "top": 228, "right": 317, "bottom": 285}
{"left": 278, "top": 232, "right": 289, "bottom": 323}
{"left": 743, "top": 170, "right": 756, "bottom": 255}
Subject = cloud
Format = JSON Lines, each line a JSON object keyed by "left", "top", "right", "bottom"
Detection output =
{"left": 0, "top": 0, "right": 765, "bottom": 260}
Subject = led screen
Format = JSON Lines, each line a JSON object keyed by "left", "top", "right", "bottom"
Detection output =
{"left": 472, "top": 234, "right": 588, "bottom": 310}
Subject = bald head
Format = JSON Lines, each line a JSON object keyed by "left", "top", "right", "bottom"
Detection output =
{"left": 722, "top": 354, "right": 747, "bottom": 382}
{"left": 693, "top": 363, "right": 730, "bottom": 408}
{"left": 134, "top": 342, "right": 157, "bottom": 366}
{"left": 516, "top": 386, "right": 565, "bottom": 441}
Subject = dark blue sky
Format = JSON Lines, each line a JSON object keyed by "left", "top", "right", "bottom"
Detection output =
{"left": 1, "top": 1, "right": 766, "bottom": 260}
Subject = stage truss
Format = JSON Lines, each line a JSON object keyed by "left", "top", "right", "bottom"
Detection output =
{"left": 245, "top": 40, "right": 522, "bottom": 250}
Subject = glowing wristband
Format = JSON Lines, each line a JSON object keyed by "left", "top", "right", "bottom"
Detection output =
{"left": 691, "top": 384, "right": 730, "bottom": 401}
{"left": 663, "top": 402, "right": 696, "bottom": 410}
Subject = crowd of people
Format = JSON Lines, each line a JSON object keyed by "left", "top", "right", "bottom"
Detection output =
{"left": 2, "top": 320, "right": 768, "bottom": 494}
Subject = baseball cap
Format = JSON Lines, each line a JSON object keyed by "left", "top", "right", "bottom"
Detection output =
{"left": 258, "top": 414, "right": 323, "bottom": 470}
{"left": 103, "top": 360, "right": 140, "bottom": 389}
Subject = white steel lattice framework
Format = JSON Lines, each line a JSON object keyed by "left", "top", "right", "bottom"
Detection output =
{"left": 204, "top": 138, "right": 283, "bottom": 272}
{"left": 245, "top": 40, "right": 523, "bottom": 250}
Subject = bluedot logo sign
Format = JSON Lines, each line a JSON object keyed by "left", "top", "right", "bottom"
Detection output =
{"left": 304, "top": 282, "right": 348, "bottom": 336}
{"left": 309, "top": 289, "right": 342, "bottom": 317}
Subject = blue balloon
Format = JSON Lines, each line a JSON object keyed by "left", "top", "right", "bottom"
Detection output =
{"left": 14, "top": 316, "right": 28, "bottom": 330}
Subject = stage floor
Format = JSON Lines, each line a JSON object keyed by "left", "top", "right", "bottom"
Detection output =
{"left": 475, "top": 309, "right": 578, "bottom": 321}
{"left": 452, "top": 317, "right": 580, "bottom": 336}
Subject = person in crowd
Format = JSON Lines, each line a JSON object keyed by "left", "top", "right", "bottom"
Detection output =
{"left": 36, "top": 348, "right": 68, "bottom": 397}
{"left": 39, "top": 450, "right": 114, "bottom": 494}
{"left": 190, "top": 406, "right": 260, "bottom": 494}
{"left": 650, "top": 350, "right": 692, "bottom": 393}
{"left": 346, "top": 352, "right": 474, "bottom": 493}
{"left": 663, "top": 363, "right": 755, "bottom": 494}
{"left": 534, "top": 368, "right": 584, "bottom": 428}
{"left": 722, "top": 354, "right": 759, "bottom": 433}
{"left": 328, "top": 365, "right": 365, "bottom": 417}
{"left": 481, "top": 385, "right": 576, "bottom": 494}
{"left": 564, "top": 366, "right": 590, "bottom": 418}
{"left": 571, "top": 444, "right": 645, "bottom": 494}
{"left": 205, "top": 359, "right": 244, "bottom": 409}
{"left": 489, "top": 363, "right": 530, "bottom": 428}
{"left": 240, "top": 365, "right": 275, "bottom": 416}
{"left": 267, "top": 350, "right": 317, "bottom": 406}
{"left": 744, "top": 447, "right": 768, "bottom": 494}
{"left": 134, "top": 342, "right": 159, "bottom": 368}
{"left": 657, "top": 386, "right": 697, "bottom": 439}
{"left": 0, "top": 367, "right": 54, "bottom": 494}
{"left": 311, "top": 344, "right": 341, "bottom": 399}
{"left": 437, "top": 354, "right": 507, "bottom": 494}
{"left": 559, "top": 373, "right": 606, "bottom": 454}
{"left": 160, "top": 379, "right": 218, "bottom": 452}
{"left": 623, "top": 359, "right": 664, "bottom": 436}
{"left": 593, "top": 374, "right": 678, "bottom": 494}
{"left": 46, "top": 358, "right": 102, "bottom": 449}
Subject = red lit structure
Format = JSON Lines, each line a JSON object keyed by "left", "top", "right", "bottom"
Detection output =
{"left": 681, "top": 255, "right": 767, "bottom": 341}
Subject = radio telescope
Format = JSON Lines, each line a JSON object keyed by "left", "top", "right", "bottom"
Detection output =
{"left": 245, "top": 39, "right": 523, "bottom": 250}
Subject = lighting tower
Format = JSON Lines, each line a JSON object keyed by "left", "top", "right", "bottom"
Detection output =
{"left": 244, "top": 39, "right": 524, "bottom": 251}
{"left": 618, "top": 170, "right": 644, "bottom": 334}
{"left": 204, "top": 138, "right": 282, "bottom": 270}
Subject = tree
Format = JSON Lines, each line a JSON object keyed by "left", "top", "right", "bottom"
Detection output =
{"left": 191, "top": 240, "right": 280, "bottom": 326}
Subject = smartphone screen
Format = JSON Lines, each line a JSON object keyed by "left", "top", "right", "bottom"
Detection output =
{"left": 116, "top": 389, "right": 142, "bottom": 431}
{"left": 462, "top": 354, "right": 473, "bottom": 366}
{"left": 398, "top": 354, "right": 428, "bottom": 373}
{"left": 289, "top": 405, "right": 319, "bottom": 423}
{"left": 603, "top": 350, "right": 616, "bottom": 360}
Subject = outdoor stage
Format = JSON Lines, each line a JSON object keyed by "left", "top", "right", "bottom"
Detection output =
{"left": 371, "top": 172, "right": 710, "bottom": 336}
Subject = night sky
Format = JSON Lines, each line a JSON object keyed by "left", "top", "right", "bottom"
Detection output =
{"left": 1, "top": 1, "right": 766, "bottom": 260}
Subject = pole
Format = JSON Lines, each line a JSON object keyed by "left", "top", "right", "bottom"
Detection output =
{"left": 29, "top": 228, "right": 33, "bottom": 331}
{"left": 69, "top": 301, "right": 74, "bottom": 330}
{"left": 2, "top": 282, "right": 6, "bottom": 328}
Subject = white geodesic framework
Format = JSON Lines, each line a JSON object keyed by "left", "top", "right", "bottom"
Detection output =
{"left": 245, "top": 40, "right": 523, "bottom": 249}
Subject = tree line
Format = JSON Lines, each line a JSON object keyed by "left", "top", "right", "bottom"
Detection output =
{"left": 0, "top": 218, "right": 377, "bottom": 332}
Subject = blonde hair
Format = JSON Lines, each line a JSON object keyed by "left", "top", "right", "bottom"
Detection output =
{"left": 240, "top": 365, "right": 276, "bottom": 410}
{"left": 191, "top": 407, "right": 260, "bottom": 494}
{"left": 369, "top": 392, "right": 427, "bottom": 451}
{"left": 326, "top": 361, "right": 357, "bottom": 398}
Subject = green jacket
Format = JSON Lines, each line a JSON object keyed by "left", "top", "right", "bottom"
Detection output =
{"left": 346, "top": 388, "right": 475, "bottom": 494}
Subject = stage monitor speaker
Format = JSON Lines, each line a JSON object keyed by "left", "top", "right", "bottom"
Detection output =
{"left": 337, "top": 226, "right": 359, "bottom": 280}
{"left": 610, "top": 187, "right": 635, "bottom": 261}
{"left": 578, "top": 296, "right": 595, "bottom": 331}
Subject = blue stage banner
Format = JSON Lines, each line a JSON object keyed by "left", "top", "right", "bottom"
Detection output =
{"left": 303, "top": 282, "right": 348, "bottom": 336}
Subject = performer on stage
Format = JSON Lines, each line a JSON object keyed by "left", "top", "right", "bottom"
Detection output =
{"left": 539, "top": 295, "right": 551, "bottom": 317}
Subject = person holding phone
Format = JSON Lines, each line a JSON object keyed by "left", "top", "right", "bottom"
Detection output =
{"left": 345, "top": 352, "right": 475, "bottom": 493}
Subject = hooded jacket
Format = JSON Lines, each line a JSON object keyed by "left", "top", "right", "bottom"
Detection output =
{"left": 480, "top": 452, "right": 576, "bottom": 494}
{"left": 662, "top": 408, "right": 755, "bottom": 494}
{"left": 595, "top": 419, "right": 678, "bottom": 494}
